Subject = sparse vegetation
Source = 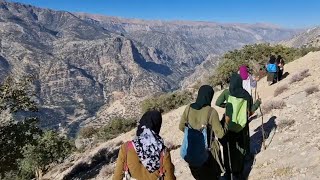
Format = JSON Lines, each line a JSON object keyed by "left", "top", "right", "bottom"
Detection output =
{"left": 99, "top": 164, "right": 114, "bottom": 177}
{"left": 274, "top": 84, "right": 289, "bottom": 97}
{"left": 141, "top": 91, "right": 193, "bottom": 113}
{"left": 19, "top": 131, "right": 74, "bottom": 179}
{"left": 96, "top": 118, "right": 136, "bottom": 141}
{"left": 289, "top": 69, "right": 311, "bottom": 84}
{"left": 78, "top": 126, "right": 98, "bottom": 139}
{"left": 0, "top": 76, "right": 74, "bottom": 179}
{"left": 277, "top": 119, "right": 295, "bottom": 132}
{"left": 273, "top": 166, "right": 293, "bottom": 177}
{"left": 305, "top": 85, "right": 319, "bottom": 95}
{"left": 262, "top": 100, "right": 286, "bottom": 114}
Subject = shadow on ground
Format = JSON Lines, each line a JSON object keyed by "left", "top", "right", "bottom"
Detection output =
{"left": 243, "top": 116, "right": 277, "bottom": 178}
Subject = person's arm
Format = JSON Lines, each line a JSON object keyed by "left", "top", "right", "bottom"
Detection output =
{"left": 163, "top": 150, "right": 176, "bottom": 180}
{"left": 112, "top": 144, "right": 126, "bottom": 180}
{"left": 179, "top": 106, "right": 189, "bottom": 132}
{"left": 215, "top": 89, "right": 228, "bottom": 108}
{"left": 251, "top": 99, "right": 261, "bottom": 113}
{"left": 210, "top": 109, "right": 227, "bottom": 139}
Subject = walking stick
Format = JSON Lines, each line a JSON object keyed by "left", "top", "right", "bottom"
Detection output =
{"left": 227, "top": 141, "right": 233, "bottom": 180}
{"left": 258, "top": 93, "right": 266, "bottom": 150}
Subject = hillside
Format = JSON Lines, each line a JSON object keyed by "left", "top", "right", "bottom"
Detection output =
{"left": 0, "top": 0, "right": 300, "bottom": 136}
{"left": 44, "top": 51, "right": 320, "bottom": 179}
{"left": 282, "top": 27, "right": 320, "bottom": 47}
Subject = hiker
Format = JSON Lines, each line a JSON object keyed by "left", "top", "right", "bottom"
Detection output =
{"left": 239, "top": 65, "right": 258, "bottom": 96}
{"left": 179, "top": 85, "right": 227, "bottom": 180}
{"left": 266, "top": 55, "right": 278, "bottom": 85}
{"left": 113, "top": 110, "right": 176, "bottom": 180}
{"left": 216, "top": 73, "right": 261, "bottom": 179}
{"left": 276, "top": 55, "right": 285, "bottom": 81}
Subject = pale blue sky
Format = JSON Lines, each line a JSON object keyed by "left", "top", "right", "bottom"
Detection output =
{"left": 11, "top": 0, "right": 320, "bottom": 28}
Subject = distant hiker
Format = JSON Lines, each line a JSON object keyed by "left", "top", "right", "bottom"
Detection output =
{"left": 239, "top": 65, "right": 258, "bottom": 96}
{"left": 217, "top": 73, "right": 261, "bottom": 179}
{"left": 179, "top": 85, "right": 227, "bottom": 180}
{"left": 266, "top": 55, "right": 278, "bottom": 85}
{"left": 113, "top": 110, "right": 176, "bottom": 180}
{"left": 276, "top": 55, "right": 285, "bottom": 81}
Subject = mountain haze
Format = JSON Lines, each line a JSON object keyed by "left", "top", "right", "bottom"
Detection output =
{"left": 0, "top": 0, "right": 298, "bottom": 135}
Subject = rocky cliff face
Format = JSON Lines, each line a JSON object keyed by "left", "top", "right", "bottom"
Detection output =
{"left": 0, "top": 1, "right": 298, "bottom": 136}
{"left": 282, "top": 27, "right": 320, "bottom": 47}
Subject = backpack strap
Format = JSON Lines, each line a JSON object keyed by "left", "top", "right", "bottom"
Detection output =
{"left": 207, "top": 108, "right": 214, "bottom": 148}
{"left": 186, "top": 106, "right": 191, "bottom": 125}
{"left": 158, "top": 148, "right": 166, "bottom": 178}
{"left": 124, "top": 141, "right": 134, "bottom": 172}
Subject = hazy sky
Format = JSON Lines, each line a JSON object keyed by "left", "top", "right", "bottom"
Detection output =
{"left": 11, "top": 0, "right": 320, "bottom": 28}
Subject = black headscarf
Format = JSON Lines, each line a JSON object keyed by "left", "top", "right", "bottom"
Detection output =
{"left": 229, "top": 73, "right": 252, "bottom": 102}
{"left": 136, "top": 110, "right": 162, "bottom": 136}
{"left": 190, "top": 85, "right": 214, "bottom": 110}
{"left": 276, "top": 55, "right": 282, "bottom": 64}
{"left": 269, "top": 55, "right": 276, "bottom": 64}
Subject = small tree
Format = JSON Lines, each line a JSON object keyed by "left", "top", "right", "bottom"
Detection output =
{"left": 19, "top": 131, "right": 73, "bottom": 179}
{"left": 0, "top": 76, "right": 39, "bottom": 176}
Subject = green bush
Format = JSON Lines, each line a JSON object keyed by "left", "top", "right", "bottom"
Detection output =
{"left": 19, "top": 131, "right": 74, "bottom": 179}
{"left": 141, "top": 91, "right": 193, "bottom": 113}
{"left": 78, "top": 126, "right": 98, "bottom": 139}
{"left": 208, "top": 43, "right": 320, "bottom": 86}
{"left": 97, "top": 118, "right": 137, "bottom": 141}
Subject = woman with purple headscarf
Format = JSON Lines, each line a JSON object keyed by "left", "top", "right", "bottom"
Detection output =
{"left": 239, "top": 65, "right": 257, "bottom": 96}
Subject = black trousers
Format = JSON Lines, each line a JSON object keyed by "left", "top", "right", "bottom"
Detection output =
{"left": 189, "top": 153, "right": 220, "bottom": 180}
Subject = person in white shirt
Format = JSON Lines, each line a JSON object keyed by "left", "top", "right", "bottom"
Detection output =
{"left": 239, "top": 65, "right": 258, "bottom": 96}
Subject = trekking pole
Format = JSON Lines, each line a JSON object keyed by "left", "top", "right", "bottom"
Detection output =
{"left": 227, "top": 141, "right": 233, "bottom": 180}
{"left": 258, "top": 94, "right": 266, "bottom": 150}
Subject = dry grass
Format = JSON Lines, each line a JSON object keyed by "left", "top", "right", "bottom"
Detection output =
{"left": 278, "top": 119, "right": 295, "bottom": 132}
{"left": 99, "top": 164, "right": 114, "bottom": 177}
{"left": 273, "top": 166, "right": 293, "bottom": 177}
{"left": 262, "top": 100, "right": 286, "bottom": 114}
{"left": 289, "top": 69, "right": 311, "bottom": 84}
{"left": 305, "top": 85, "right": 319, "bottom": 95}
{"left": 274, "top": 84, "right": 289, "bottom": 97}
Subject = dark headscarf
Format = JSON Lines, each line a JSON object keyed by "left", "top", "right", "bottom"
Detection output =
{"left": 136, "top": 110, "right": 162, "bottom": 136}
{"left": 269, "top": 55, "right": 276, "bottom": 64}
{"left": 191, "top": 85, "right": 214, "bottom": 110}
{"left": 229, "top": 73, "right": 251, "bottom": 101}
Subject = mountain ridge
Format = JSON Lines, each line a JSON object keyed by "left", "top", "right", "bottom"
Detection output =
{"left": 0, "top": 0, "right": 299, "bottom": 136}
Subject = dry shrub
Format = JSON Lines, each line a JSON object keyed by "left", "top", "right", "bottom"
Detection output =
{"left": 262, "top": 100, "right": 286, "bottom": 114}
{"left": 100, "top": 164, "right": 114, "bottom": 177}
{"left": 273, "top": 166, "right": 293, "bottom": 177}
{"left": 305, "top": 85, "right": 319, "bottom": 95}
{"left": 289, "top": 69, "right": 311, "bottom": 84}
{"left": 274, "top": 84, "right": 289, "bottom": 97}
{"left": 277, "top": 119, "right": 295, "bottom": 132}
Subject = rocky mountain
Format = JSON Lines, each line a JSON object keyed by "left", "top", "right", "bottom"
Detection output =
{"left": 282, "top": 27, "right": 320, "bottom": 47}
{"left": 0, "top": 0, "right": 298, "bottom": 136}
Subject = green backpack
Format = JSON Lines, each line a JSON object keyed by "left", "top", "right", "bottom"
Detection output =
{"left": 227, "top": 95, "right": 248, "bottom": 133}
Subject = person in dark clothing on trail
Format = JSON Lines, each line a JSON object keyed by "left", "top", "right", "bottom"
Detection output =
{"left": 216, "top": 74, "right": 261, "bottom": 180}
{"left": 276, "top": 55, "right": 285, "bottom": 81}
{"left": 266, "top": 55, "right": 278, "bottom": 85}
{"left": 180, "top": 85, "right": 227, "bottom": 180}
